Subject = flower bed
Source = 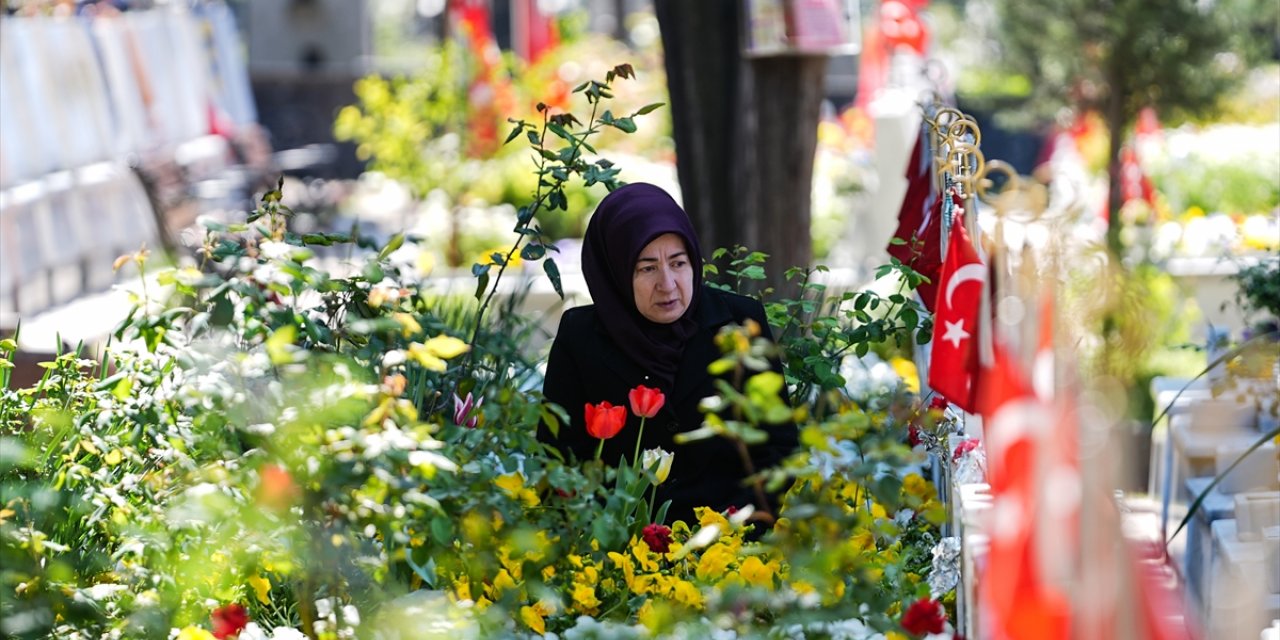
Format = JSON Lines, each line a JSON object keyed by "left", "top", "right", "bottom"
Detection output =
{"left": 1, "top": 70, "right": 962, "bottom": 640}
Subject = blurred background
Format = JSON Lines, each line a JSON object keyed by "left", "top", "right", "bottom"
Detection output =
{"left": 1, "top": 0, "right": 1276, "bottom": 343}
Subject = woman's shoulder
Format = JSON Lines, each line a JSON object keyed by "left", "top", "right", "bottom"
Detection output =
{"left": 558, "top": 304, "right": 599, "bottom": 330}
{"left": 702, "top": 285, "right": 767, "bottom": 317}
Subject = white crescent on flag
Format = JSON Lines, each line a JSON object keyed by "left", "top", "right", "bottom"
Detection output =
{"left": 944, "top": 263, "right": 986, "bottom": 308}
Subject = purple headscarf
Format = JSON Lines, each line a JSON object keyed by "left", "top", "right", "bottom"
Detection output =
{"left": 581, "top": 183, "right": 703, "bottom": 387}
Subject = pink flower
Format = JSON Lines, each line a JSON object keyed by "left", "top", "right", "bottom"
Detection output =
{"left": 453, "top": 391, "right": 483, "bottom": 428}
{"left": 642, "top": 523, "right": 672, "bottom": 553}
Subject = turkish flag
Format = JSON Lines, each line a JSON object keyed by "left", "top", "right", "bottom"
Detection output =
{"left": 979, "top": 344, "right": 1072, "bottom": 640}
{"left": 885, "top": 129, "right": 935, "bottom": 275}
{"left": 926, "top": 211, "right": 984, "bottom": 412}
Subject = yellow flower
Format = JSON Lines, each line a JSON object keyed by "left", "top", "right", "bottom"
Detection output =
{"left": 452, "top": 577, "right": 472, "bottom": 602}
{"left": 608, "top": 551, "right": 636, "bottom": 590}
{"left": 739, "top": 556, "right": 775, "bottom": 589}
{"left": 695, "top": 543, "right": 736, "bottom": 581}
{"left": 406, "top": 334, "right": 470, "bottom": 372}
{"left": 890, "top": 357, "right": 920, "bottom": 393}
{"left": 571, "top": 582, "right": 600, "bottom": 613}
{"left": 630, "top": 538, "right": 661, "bottom": 573}
{"left": 886, "top": 632, "right": 909, "bottom": 640}
{"left": 486, "top": 569, "right": 517, "bottom": 599}
{"left": 671, "top": 579, "right": 704, "bottom": 608}
{"left": 493, "top": 473, "right": 540, "bottom": 507}
{"left": 541, "top": 565, "right": 556, "bottom": 581}
{"left": 903, "top": 473, "right": 936, "bottom": 503}
{"left": 391, "top": 312, "right": 422, "bottom": 337}
{"left": 248, "top": 574, "right": 271, "bottom": 605}
{"left": 519, "top": 605, "right": 546, "bottom": 634}
{"left": 849, "top": 529, "right": 875, "bottom": 553}
{"left": 637, "top": 600, "right": 661, "bottom": 630}
{"left": 695, "top": 506, "right": 730, "bottom": 532}
{"left": 177, "top": 627, "right": 216, "bottom": 640}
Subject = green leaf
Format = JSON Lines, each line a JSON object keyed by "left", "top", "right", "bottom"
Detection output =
{"left": 521, "top": 243, "right": 546, "bottom": 261}
{"left": 544, "top": 259, "right": 563, "bottom": 299}
{"left": 378, "top": 232, "right": 405, "bottom": 260}
{"left": 611, "top": 117, "right": 637, "bottom": 133}
{"left": 632, "top": 102, "right": 664, "bottom": 116}
{"left": 362, "top": 261, "right": 384, "bottom": 283}
{"left": 471, "top": 262, "right": 492, "bottom": 278}
{"left": 474, "top": 271, "right": 490, "bottom": 301}
{"left": 504, "top": 124, "right": 524, "bottom": 145}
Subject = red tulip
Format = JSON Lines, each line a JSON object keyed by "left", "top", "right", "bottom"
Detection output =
{"left": 901, "top": 598, "right": 947, "bottom": 636}
{"left": 584, "top": 401, "right": 627, "bottom": 440}
{"left": 211, "top": 603, "right": 249, "bottom": 639}
{"left": 628, "top": 385, "right": 666, "bottom": 419}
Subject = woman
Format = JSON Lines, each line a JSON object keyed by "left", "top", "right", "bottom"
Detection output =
{"left": 538, "top": 183, "right": 798, "bottom": 526}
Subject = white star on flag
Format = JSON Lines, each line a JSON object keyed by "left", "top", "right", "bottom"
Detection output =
{"left": 941, "top": 318, "right": 970, "bottom": 348}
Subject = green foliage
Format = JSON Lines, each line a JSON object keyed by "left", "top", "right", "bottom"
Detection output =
{"left": 1231, "top": 252, "right": 1280, "bottom": 324}
{"left": 706, "top": 246, "right": 934, "bottom": 417}
{"left": 1150, "top": 151, "right": 1280, "bottom": 217}
{"left": 986, "top": 0, "right": 1273, "bottom": 129}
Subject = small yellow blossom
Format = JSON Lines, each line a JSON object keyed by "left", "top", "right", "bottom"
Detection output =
{"left": 695, "top": 506, "right": 730, "bottom": 532}
{"left": 890, "top": 357, "right": 920, "bottom": 393}
{"left": 671, "top": 579, "right": 704, "bottom": 608}
{"left": 695, "top": 543, "right": 736, "bottom": 581}
{"left": 391, "top": 312, "right": 422, "bottom": 337}
{"left": 739, "top": 556, "right": 775, "bottom": 589}
{"left": 571, "top": 582, "right": 600, "bottom": 613}
{"left": 248, "top": 574, "right": 271, "bottom": 605}
{"left": 519, "top": 601, "right": 553, "bottom": 635}
{"left": 177, "top": 627, "right": 216, "bottom": 640}
{"left": 493, "top": 473, "right": 540, "bottom": 507}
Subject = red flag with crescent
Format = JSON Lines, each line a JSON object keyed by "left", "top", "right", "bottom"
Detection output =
{"left": 927, "top": 209, "right": 984, "bottom": 412}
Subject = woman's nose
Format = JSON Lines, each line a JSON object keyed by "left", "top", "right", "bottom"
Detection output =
{"left": 657, "top": 267, "right": 676, "bottom": 289}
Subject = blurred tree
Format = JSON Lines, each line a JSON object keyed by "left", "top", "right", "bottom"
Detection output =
{"left": 989, "top": 0, "right": 1277, "bottom": 254}
{"left": 654, "top": 0, "right": 827, "bottom": 297}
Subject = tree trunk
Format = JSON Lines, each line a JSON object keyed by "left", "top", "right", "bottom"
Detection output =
{"left": 654, "top": 0, "right": 753, "bottom": 260}
{"left": 655, "top": 1, "right": 827, "bottom": 299}
{"left": 749, "top": 55, "right": 827, "bottom": 297}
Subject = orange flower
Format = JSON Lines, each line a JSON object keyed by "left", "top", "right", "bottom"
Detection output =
{"left": 584, "top": 401, "right": 627, "bottom": 440}
{"left": 256, "top": 464, "right": 299, "bottom": 512}
{"left": 628, "top": 385, "right": 666, "bottom": 419}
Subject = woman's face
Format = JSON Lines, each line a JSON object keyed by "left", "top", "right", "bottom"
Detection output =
{"left": 632, "top": 233, "right": 694, "bottom": 324}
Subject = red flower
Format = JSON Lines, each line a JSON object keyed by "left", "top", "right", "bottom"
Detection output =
{"left": 901, "top": 598, "right": 947, "bottom": 636}
{"left": 642, "top": 523, "right": 672, "bottom": 553}
{"left": 907, "top": 425, "right": 924, "bottom": 447}
{"left": 929, "top": 396, "right": 949, "bottom": 410}
{"left": 584, "top": 401, "right": 627, "bottom": 440}
{"left": 211, "top": 603, "right": 249, "bottom": 639}
{"left": 952, "top": 438, "right": 981, "bottom": 463}
{"left": 628, "top": 385, "right": 666, "bottom": 418}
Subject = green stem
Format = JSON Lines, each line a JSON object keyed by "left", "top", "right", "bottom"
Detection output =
{"left": 632, "top": 416, "right": 647, "bottom": 463}
{"left": 594, "top": 438, "right": 604, "bottom": 462}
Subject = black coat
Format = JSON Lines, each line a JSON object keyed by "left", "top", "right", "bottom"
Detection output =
{"left": 538, "top": 285, "right": 799, "bottom": 525}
